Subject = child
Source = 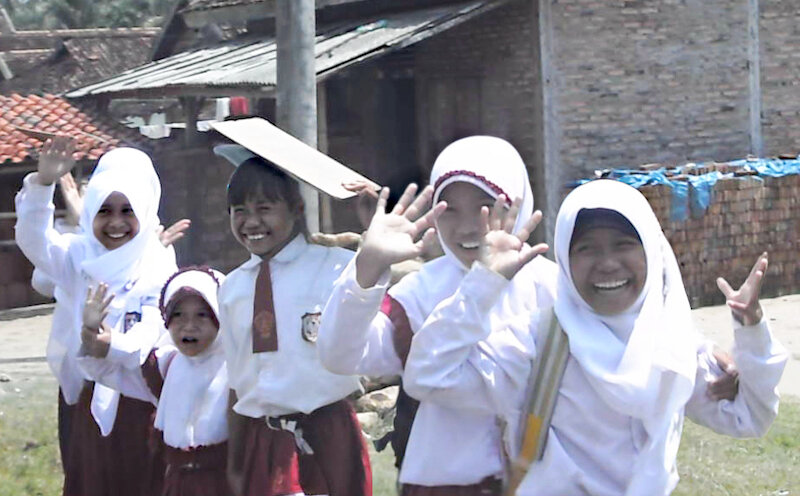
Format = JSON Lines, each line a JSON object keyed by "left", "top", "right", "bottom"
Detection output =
{"left": 79, "top": 266, "right": 231, "bottom": 496}
{"left": 15, "top": 136, "right": 177, "bottom": 496}
{"left": 403, "top": 179, "right": 788, "bottom": 495}
{"left": 215, "top": 144, "right": 371, "bottom": 496}
{"left": 318, "top": 136, "right": 557, "bottom": 495}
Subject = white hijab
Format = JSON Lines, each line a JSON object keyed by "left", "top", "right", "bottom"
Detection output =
{"left": 553, "top": 180, "right": 700, "bottom": 492}
{"left": 392, "top": 136, "right": 545, "bottom": 328}
{"left": 72, "top": 149, "right": 177, "bottom": 435}
{"left": 155, "top": 268, "right": 228, "bottom": 449}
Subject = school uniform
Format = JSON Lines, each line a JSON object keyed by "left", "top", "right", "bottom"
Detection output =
{"left": 219, "top": 234, "right": 370, "bottom": 496}
{"left": 402, "top": 180, "right": 789, "bottom": 496}
{"left": 318, "top": 136, "right": 558, "bottom": 495}
{"left": 15, "top": 150, "right": 176, "bottom": 496}
{"left": 80, "top": 268, "right": 231, "bottom": 496}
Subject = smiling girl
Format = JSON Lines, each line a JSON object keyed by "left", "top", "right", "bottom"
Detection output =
{"left": 15, "top": 137, "right": 177, "bottom": 496}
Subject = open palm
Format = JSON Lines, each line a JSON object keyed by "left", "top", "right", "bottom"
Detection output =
{"left": 480, "top": 196, "right": 548, "bottom": 280}
{"left": 38, "top": 136, "right": 77, "bottom": 186}
{"left": 356, "top": 184, "right": 446, "bottom": 287}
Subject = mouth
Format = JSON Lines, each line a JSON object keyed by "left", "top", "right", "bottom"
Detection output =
{"left": 593, "top": 279, "right": 630, "bottom": 291}
{"left": 106, "top": 232, "right": 129, "bottom": 239}
{"left": 458, "top": 241, "right": 480, "bottom": 250}
{"left": 244, "top": 233, "right": 268, "bottom": 242}
{"left": 181, "top": 336, "right": 199, "bottom": 344}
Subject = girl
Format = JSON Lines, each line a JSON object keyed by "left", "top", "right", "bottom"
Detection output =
{"left": 79, "top": 266, "right": 231, "bottom": 496}
{"left": 215, "top": 145, "right": 372, "bottom": 496}
{"left": 318, "top": 136, "right": 557, "bottom": 495}
{"left": 15, "top": 136, "right": 177, "bottom": 496}
{"left": 403, "top": 179, "right": 788, "bottom": 495}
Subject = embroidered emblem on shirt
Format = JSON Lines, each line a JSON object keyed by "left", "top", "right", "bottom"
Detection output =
{"left": 123, "top": 311, "right": 142, "bottom": 333}
{"left": 301, "top": 312, "right": 321, "bottom": 343}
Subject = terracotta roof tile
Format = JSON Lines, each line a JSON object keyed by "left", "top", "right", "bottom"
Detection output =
{"left": 0, "top": 93, "right": 149, "bottom": 165}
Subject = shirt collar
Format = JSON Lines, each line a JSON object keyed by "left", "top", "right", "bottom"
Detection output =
{"left": 242, "top": 234, "right": 308, "bottom": 270}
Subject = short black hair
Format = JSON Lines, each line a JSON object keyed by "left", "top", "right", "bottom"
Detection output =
{"left": 226, "top": 157, "right": 303, "bottom": 211}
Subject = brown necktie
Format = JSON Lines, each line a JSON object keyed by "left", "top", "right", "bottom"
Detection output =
{"left": 252, "top": 260, "right": 278, "bottom": 353}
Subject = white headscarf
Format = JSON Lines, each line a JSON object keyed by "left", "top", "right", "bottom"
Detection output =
{"left": 71, "top": 148, "right": 177, "bottom": 435}
{"left": 553, "top": 180, "right": 700, "bottom": 491}
{"left": 155, "top": 268, "right": 228, "bottom": 449}
{"left": 429, "top": 136, "right": 535, "bottom": 270}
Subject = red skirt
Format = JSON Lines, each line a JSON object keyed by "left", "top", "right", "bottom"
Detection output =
{"left": 62, "top": 382, "right": 164, "bottom": 496}
{"left": 401, "top": 477, "right": 503, "bottom": 496}
{"left": 162, "top": 443, "right": 231, "bottom": 496}
{"left": 240, "top": 399, "right": 371, "bottom": 496}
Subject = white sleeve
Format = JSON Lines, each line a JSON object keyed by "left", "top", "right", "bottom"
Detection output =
{"left": 318, "top": 259, "right": 404, "bottom": 377}
{"left": 404, "top": 263, "right": 532, "bottom": 415}
{"left": 77, "top": 336, "right": 175, "bottom": 405}
{"left": 686, "top": 318, "right": 788, "bottom": 438}
{"left": 15, "top": 173, "right": 76, "bottom": 289}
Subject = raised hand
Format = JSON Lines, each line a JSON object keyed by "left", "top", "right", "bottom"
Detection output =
{"left": 356, "top": 184, "right": 446, "bottom": 288}
{"left": 707, "top": 347, "right": 739, "bottom": 401}
{"left": 157, "top": 219, "right": 191, "bottom": 247}
{"left": 343, "top": 179, "right": 382, "bottom": 229}
{"left": 309, "top": 231, "right": 362, "bottom": 249}
{"left": 58, "top": 172, "right": 83, "bottom": 227}
{"left": 81, "top": 283, "right": 114, "bottom": 358}
{"left": 716, "top": 252, "right": 768, "bottom": 326}
{"left": 479, "top": 195, "right": 548, "bottom": 280}
{"left": 37, "top": 136, "right": 77, "bottom": 186}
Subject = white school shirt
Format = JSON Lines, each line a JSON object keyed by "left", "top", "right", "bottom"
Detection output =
{"left": 318, "top": 255, "right": 557, "bottom": 486}
{"left": 15, "top": 174, "right": 168, "bottom": 430}
{"left": 404, "top": 265, "right": 788, "bottom": 496}
{"left": 219, "top": 235, "right": 360, "bottom": 418}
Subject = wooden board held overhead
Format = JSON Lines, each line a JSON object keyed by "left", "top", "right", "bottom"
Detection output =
{"left": 211, "top": 117, "right": 377, "bottom": 200}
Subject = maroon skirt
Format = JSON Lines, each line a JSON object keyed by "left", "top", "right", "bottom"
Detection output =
{"left": 62, "top": 382, "right": 164, "bottom": 496}
{"left": 240, "top": 399, "right": 371, "bottom": 496}
{"left": 162, "top": 442, "right": 231, "bottom": 496}
{"left": 401, "top": 477, "right": 503, "bottom": 496}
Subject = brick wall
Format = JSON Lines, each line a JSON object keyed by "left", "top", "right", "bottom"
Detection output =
{"left": 759, "top": 0, "right": 800, "bottom": 156}
{"left": 630, "top": 170, "right": 798, "bottom": 307}
{"left": 550, "top": 0, "right": 752, "bottom": 184}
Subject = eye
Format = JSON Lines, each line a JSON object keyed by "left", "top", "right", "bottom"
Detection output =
{"left": 122, "top": 206, "right": 135, "bottom": 216}
{"left": 97, "top": 206, "right": 110, "bottom": 215}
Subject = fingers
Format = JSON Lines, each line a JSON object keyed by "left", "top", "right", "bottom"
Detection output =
{"left": 391, "top": 183, "right": 419, "bottom": 216}
{"left": 715, "top": 276, "right": 735, "bottom": 299}
{"left": 411, "top": 200, "right": 447, "bottom": 237}
{"left": 746, "top": 252, "right": 768, "bottom": 296}
{"left": 515, "top": 210, "right": 543, "bottom": 243}
{"left": 403, "top": 185, "right": 434, "bottom": 221}
{"left": 517, "top": 242, "right": 549, "bottom": 267}
{"left": 419, "top": 228, "right": 438, "bottom": 254}
{"left": 374, "top": 187, "right": 390, "bottom": 217}
{"left": 503, "top": 198, "right": 522, "bottom": 234}
{"left": 488, "top": 195, "right": 506, "bottom": 231}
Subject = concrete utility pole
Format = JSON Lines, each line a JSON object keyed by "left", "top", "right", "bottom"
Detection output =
{"left": 276, "top": 0, "right": 320, "bottom": 233}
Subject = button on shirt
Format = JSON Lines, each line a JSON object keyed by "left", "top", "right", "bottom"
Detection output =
{"left": 220, "top": 235, "right": 360, "bottom": 418}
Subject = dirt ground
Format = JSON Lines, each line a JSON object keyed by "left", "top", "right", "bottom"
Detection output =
{"left": 1, "top": 294, "right": 798, "bottom": 397}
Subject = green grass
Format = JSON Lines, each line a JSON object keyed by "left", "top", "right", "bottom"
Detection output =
{"left": 1, "top": 371, "right": 797, "bottom": 496}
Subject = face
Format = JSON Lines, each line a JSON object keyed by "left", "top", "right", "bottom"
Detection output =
{"left": 569, "top": 227, "right": 647, "bottom": 315}
{"left": 436, "top": 182, "right": 496, "bottom": 267}
{"left": 92, "top": 191, "right": 140, "bottom": 250}
{"left": 167, "top": 294, "right": 219, "bottom": 357}
{"left": 230, "top": 193, "right": 300, "bottom": 258}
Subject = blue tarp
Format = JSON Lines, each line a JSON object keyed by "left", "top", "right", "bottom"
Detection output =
{"left": 577, "top": 158, "right": 800, "bottom": 221}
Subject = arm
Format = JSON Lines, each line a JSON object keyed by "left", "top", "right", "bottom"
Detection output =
{"left": 318, "top": 259, "right": 404, "bottom": 377}
{"left": 404, "top": 198, "right": 547, "bottom": 414}
{"left": 686, "top": 320, "right": 787, "bottom": 437}
{"left": 15, "top": 137, "right": 79, "bottom": 287}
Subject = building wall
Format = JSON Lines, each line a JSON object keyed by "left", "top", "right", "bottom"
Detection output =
{"left": 759, "top": 0, "right": 800, "bottom": 156}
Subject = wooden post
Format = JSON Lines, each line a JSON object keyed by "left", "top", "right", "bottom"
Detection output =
{"left": 276, "top": 0, "right": 320, "bottom": 233}
{"left": 747, "top": 0, "right": 763, "bottom": 157}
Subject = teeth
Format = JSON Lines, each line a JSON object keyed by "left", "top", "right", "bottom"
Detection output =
{"left": 246, "top": 234, "right": 265, "bottom": 241}
{"left": 594, "top": 280, "right": 628, "bottom": 290}
{"left": 459, "top": 241, "right": 480, "bottom": 249}
{"left": 107, "top": 233, "right": 126, "bottom": 239}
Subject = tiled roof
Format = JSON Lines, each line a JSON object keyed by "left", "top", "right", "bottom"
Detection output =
{"left": 0, "top": 93, "right": 148, "bottom": 165}
{"left": 0, "top": 30, "right": 159, "bottom": 95}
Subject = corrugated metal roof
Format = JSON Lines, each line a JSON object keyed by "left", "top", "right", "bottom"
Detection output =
{"left": 66, "top": 1, "right": 502, "bottom": 99}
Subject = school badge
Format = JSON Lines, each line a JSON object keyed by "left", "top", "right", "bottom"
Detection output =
{"left": 123, "top": 311, "right": 141, "bottom": 334}
{"left": 301, "top": 312, "right": 321, "bottom": 343}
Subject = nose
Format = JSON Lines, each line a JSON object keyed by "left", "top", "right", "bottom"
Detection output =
{"left": 242, "top": 207, "right": 263, "bottom": 229}
{"left": 594, "top": 250, "right": 623, "bottom": 272}
{"left": 454, "top": 211, "right": 484, "bottom": 237}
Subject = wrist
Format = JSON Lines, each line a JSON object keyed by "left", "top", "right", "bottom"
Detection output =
{"left": 740, "top": 305, "right": 763, "bottom": 327}
{"left": 355, "top": 249, "right": 390, "bottom": 288}
{"left": 34, "top": 172, "right": 55, "bottom": 186}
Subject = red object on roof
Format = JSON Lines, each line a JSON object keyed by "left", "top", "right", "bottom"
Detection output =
{"left": 0, "top": 93, "right": 147, "bottom": 165}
